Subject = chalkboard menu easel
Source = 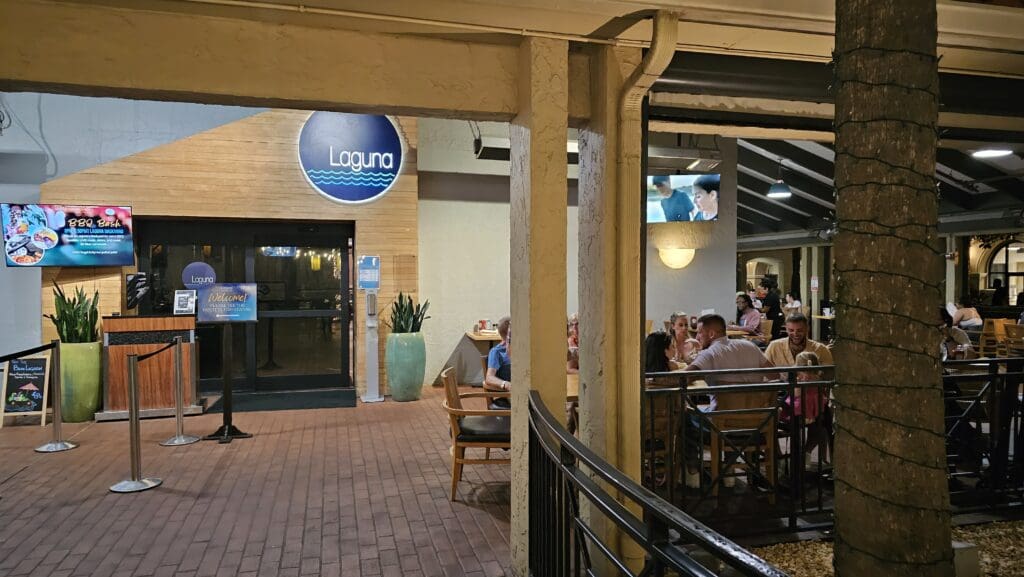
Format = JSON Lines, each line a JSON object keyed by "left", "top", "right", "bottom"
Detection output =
{"left": 1, "top": 355, "right": 50, "bottom": 427}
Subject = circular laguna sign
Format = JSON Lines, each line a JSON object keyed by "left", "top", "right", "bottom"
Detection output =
{"left": 182, "top": 261, "right": 216, "bottom": 290}
{"left": 298, "top": 112, "right": 404, "bottom": 204}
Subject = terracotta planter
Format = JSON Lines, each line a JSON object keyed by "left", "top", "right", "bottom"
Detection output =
{"left": 385, "top": 332, "right": 426, "bottom": 402}
{"left": 59, "top": 342, "right": 101, "bottom": 422}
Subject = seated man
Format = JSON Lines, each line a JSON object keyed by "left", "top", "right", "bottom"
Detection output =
{"left": 684, "top": 314, "right": 774, "bottom": 487}
{"left": 764, "top": 313, "right": 834, "bottom": 373}
{"left": 484, "top": 316, "right": 512, "bottom": 408}
{"left": 686, "top": 314, "right": 774, "bottom": 407}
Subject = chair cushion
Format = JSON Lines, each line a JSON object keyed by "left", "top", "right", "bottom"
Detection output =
{"left": 457, "top": 415, "right": 511, "bottom": 442}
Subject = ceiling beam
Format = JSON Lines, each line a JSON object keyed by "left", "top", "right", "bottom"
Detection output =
{"left": 736, "top": 188, "right": 810, "bottom": 230}
{"left": 0, "top": 0, "right": 589, "bottom": 122}
{"left": 745, "top": 139, "right": 835, "bottom": 181}
{"left": 737, "top": 205, "right": 780, "bottom": 232}
{"left": 737, "top": 172, "right": 830, "bottom": 221}
{"left": 935, "top": 148, "right": 1024, "bottom": 205}
{"left": 738, "top": 146, "right": 836, "bottom": 208}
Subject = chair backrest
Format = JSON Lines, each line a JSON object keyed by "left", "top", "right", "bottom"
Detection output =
{"left": 713, "top": 388, "right": 778, "bottom": 432}
{"left": 645, "top": 319, "right": 654, "bottom": 334}
{"left": 441, "top": 367, "right": 462, "bottom": 411}
{"left": 1007, "top": 324, "right": 1024, "bottom": 355}
{"left": 759, "top": 319, "right": 774, "bottom": 338}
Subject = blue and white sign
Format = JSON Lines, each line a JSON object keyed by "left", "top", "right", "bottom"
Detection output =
{"left": 197, "top": 283, "right": 258, "bottom": 323}
{"left": 182, "top": 261, "right": 216, "bottom": 290}
{"left": 357, "top": 255, "right": 380, "bottom": 291}
{"left": 298, "top": 112, "right": 404, "bottom": 204}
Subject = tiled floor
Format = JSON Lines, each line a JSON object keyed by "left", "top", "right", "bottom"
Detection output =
{"left": 0, "top": 387, "right": 511, "bottom": 577}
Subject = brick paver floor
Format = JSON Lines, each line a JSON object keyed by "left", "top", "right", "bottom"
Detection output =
{"left": 0, "top": 387, "right": 511, "bottom": 577}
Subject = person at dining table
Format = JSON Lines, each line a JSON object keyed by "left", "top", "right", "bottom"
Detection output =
{"left": 764, "top": 313, "right": 833, "bottom": 376}
{"left": 727, "top": 293, "right": 762, "bottom": 339}
{"left": 668, "top": 311, "right": 701, "bottom": 369}
{"left": 567, "top": 313, "right": 580, "bottom": 374}
{"left": 685, "top": 314, "right": 774, "bottom": 402}
{"left": 783, "top": 292, "right": 803, "bottom": 316}
{"left": 951, "top": 297, "right": 983, "bottom": 329}
{"left": 484, "top": 316, "right": 512, "bottom": 408}
{"left": 939, "top": 307, "right": 976, "bottom": 360}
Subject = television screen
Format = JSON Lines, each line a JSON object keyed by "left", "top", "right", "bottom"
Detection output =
{"left": 2, "top": 204, "right": 135, "bottom": 267}
{"left": 646, "top": 174, "right": 720, "bottom": 223}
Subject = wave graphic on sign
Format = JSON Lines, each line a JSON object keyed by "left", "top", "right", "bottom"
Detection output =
{"left": 305, "top": 170, "right": 396, "bottom": 177}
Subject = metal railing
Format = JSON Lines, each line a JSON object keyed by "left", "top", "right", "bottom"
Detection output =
{"left": 528, "top": 390, "right": 788, "bottom": 577}
{"left": 640, "top": 358, "right": 1024, "bottom": 538}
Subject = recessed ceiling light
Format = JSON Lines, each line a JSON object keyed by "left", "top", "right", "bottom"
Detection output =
{"left": 971, "top": 149, "right": 1013, "bottom": 159}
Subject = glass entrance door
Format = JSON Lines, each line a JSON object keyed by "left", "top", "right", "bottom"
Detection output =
{"left": 136, "top": 219, "right": 354, "bottom": 392}
{"left": 255, "top": 245, "right": 351, "bottom": 389}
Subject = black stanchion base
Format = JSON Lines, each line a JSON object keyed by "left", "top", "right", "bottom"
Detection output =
{"left": 203, "top": 425, "right": 252, "bottom": 444}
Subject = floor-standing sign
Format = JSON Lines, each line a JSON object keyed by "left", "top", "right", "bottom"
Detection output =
{"left": 196, "top": 281, "right": 258, "bottom": 443}
{"left": 358, "top": 256, "right": 383, "bottom": 403}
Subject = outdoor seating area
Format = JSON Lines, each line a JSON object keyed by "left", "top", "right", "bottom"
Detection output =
{"left": 0, "top": 388, "right": 512, "bottom": 577}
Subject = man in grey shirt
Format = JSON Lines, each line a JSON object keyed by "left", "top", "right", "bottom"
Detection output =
{"left": 685, "top": 313, "right": 774, "bottom": 408}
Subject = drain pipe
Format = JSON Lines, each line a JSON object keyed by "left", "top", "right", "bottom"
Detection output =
{"left": 613, "top": 8, "right": 678, "bottom": 473}
{"left": 614, "top": 9, "right": 678, "bottom": 570}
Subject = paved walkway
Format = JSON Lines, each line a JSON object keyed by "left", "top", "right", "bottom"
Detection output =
{"left": 0, "top": 387, "right": 511, "bottom": 577}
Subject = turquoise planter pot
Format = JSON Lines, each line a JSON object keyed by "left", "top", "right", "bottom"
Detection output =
{"left": 385, "top": 332, "right": 426, "bottom": 402}
{"left": 59, "top": 342, "right": 102, "bottom": 422}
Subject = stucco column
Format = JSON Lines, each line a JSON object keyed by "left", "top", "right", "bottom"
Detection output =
{"left": 578, "top": 43, "right": 645, "bottom": 568}
{"left": 508, "top": 36, "right": 569, "bottom": 576}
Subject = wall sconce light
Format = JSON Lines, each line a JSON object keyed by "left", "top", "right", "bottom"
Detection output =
{"left": 658, "top": 248, "right": 696, "bottom": 269}
{"left": 649, "top": 222, "right": 713, "bottom": 270}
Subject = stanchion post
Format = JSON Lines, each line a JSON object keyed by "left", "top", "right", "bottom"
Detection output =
{"left": 161, "top": 337, "right": 199, "bottom": 447}
{"left": 35, "top": 340, "right": 77, "bottom": 453}
{"left": 111, "top": 354, "right": 162, "bottom": 493}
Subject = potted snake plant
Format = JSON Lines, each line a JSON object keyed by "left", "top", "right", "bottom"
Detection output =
{"left": 384, "top": 293, "right": 430, "bottom": 401}
{"left": 44, "top": 283, "right": 101, "bottom": 422}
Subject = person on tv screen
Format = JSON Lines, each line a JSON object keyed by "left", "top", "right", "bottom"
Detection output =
{"left": 652, "top": 175, "right": 695, "bottom": 222}
{"left": 692, "top": 174, "right": 720, "bottom": 221}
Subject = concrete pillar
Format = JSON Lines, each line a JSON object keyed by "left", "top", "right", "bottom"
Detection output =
{"left": 508, "top": 36, "right": 568, "bottom": 576}
{"left": 946, "top": 235, "right": 957, "bottom": 304}
{"left": 577, "top": 43, "right": 645, "bottom": 568}
{"left": 811, "top": 245, "right": 822, "bottom": 338}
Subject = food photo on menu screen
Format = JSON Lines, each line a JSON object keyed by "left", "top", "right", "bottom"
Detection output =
{"left": 1, "top": 204, "right": 135, "bottom": 267}
{"left": 646, "top": 174, "right": 720, "bottom": 223}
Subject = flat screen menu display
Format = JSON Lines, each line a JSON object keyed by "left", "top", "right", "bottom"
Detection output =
{"left": 2, "top": 204, "right": 134, "bottom": 267}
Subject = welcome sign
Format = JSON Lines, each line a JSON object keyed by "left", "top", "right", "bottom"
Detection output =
{"left": 298, "top": 112, "right": 404, "bottom": 204}
{"left": 197, "top": 283, "right": 258, "bottom": 323}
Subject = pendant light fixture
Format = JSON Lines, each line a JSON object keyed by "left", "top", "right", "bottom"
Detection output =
{"left": 766, "top": 161, "right": 792, "bottom": 199}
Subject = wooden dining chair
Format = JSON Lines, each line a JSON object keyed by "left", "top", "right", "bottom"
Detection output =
{"left": 708, "top": 389, "right": 779, "bottom": 503}
{"left": 1006, "top": 324, "right": 1024, "bottom": 357}
{"left": 441, "top": 367, "right": 511, "bottom": 501}
{"left": 979, "top": 318, "right": 1014, "bottom": 357}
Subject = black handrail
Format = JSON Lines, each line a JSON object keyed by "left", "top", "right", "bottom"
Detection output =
{"left": 137, "top": 340, "right": 179, "bottom": 362}
{"left": 528, "top": 390, "right": 789, "bottom": 577}
{"left": 0, "top": 341, "right": 57, "bottom": 364}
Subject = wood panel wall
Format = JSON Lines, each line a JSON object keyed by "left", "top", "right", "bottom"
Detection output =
{"left": 40, "top": 110, "right": 419, "bottom": 395}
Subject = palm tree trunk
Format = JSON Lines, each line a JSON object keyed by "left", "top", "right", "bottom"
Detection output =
{"left": 832, "top": 1, "right": 953, "bottom": 576}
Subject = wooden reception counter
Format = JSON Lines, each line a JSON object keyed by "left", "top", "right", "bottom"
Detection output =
{"left": 97, "top": 315, "right": 203, "bottom": 421}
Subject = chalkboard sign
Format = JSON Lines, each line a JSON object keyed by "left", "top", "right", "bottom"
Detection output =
{"left": 1, "top": 355, "right": 50, "bottom": 427}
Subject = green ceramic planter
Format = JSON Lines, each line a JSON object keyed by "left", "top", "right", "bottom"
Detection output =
{"left": 385, "top": 332, "right": 426, "bottom": 402}
{"left": 59, "top": 342, "right": 101, "bottom": 422}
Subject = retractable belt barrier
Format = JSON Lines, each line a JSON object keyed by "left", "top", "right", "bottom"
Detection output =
{"left": 160, "top": 336, "right": 200, "bottom": 447}
{"left": 110, "top": 340, "right": 180, "bottom": 493}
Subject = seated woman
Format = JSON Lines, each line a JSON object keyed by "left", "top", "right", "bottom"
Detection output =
{"left": 952, "top": 297, "right": 983, "bottom": 330}
{"left": 727, "top": 293, "right": 763, "bottom": 339}
{"left": 783, "top": 292, "right": 803, "bottom": 316}
{"left": 643, "top": 332, "right": 689, "bottom": 488}
{"left": 939, "top": 307, "right": 976, "bottom": 360}
{"left": 566, "top": 313, "right": 580, "bottom": 374}
{"left": 668, "top": 311, "right": 701, "bottom": 369}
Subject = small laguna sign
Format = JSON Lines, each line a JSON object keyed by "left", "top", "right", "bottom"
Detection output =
{"left": 298, "top": 112, "right": 404, "bottom": 204}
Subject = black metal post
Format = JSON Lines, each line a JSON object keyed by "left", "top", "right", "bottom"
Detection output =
{"left": 204, "top": 324, "right": 251, "bottom": 443}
